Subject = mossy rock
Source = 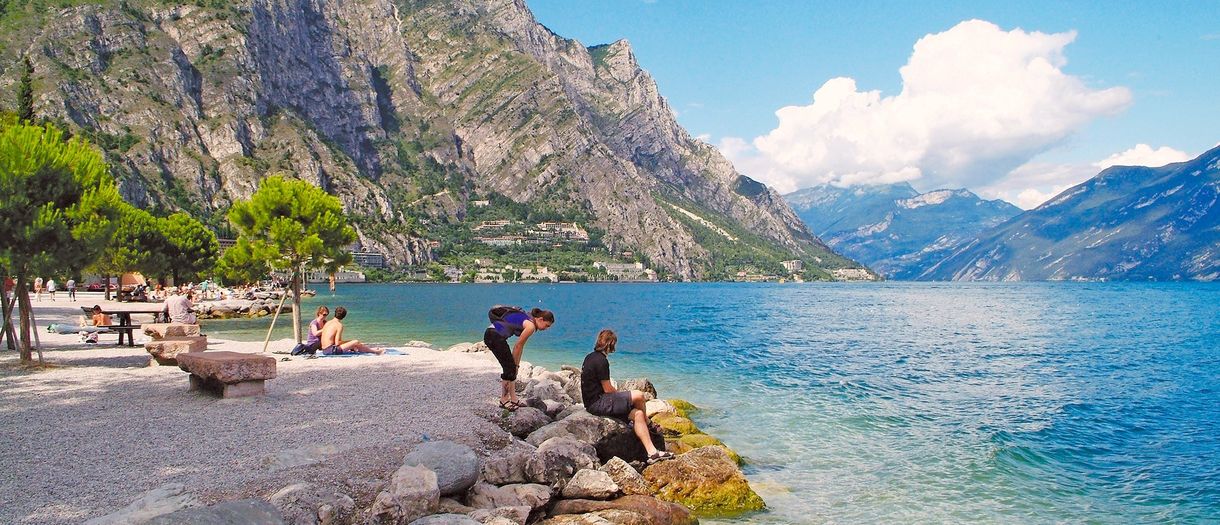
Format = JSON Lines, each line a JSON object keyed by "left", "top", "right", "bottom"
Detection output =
{"left": 643, "top": 446, "right": 765, "bottom": 517}
{"left": 677, "top": 435, "right": 742, "bottom": 465}
{"left": 668, "top": 398, "right": 698, "bottom": 418}
{"left": 651, "top": 413, "right": 699, "bottom": 437}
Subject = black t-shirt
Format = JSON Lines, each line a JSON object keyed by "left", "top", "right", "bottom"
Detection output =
{"left": 581, "top": 351, "right": 611, "bottom": 407}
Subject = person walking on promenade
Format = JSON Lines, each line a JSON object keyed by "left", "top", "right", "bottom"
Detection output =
{"left": 581, "top": 329, "right": 674, "bottom": 464}
{"left": 66, "top": 278, "right": 76, "bottom": 301}
{"left": 46, "top": 279, "right": 56, "bottom": 301}
{"left": 34, "top": 277, "right": 43, "bottom": 301}
{"left": 484, "top": 306, "right": 554, "bottom": 410}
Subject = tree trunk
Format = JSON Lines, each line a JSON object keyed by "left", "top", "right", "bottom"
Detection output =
{"left": 291, "top": 270, "right": 302, "bottom": 343}
{"left": 103, "top": 273, "right": 111, "bottom": 301}
{"left": 15, "top": 274, "right": 33, "bottom": 363}
{"left": 1, "top": 293, "right": 16, "bottom": 351}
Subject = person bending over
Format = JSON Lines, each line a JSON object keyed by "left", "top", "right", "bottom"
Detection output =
{"left": 581, "top": 329, "right": 674, "bottom": 464}
{"left": 320, "top": 306, "right": 383, "bottom": 355}
{"left": 484, "top": 306, "right": 554, "bottom": 410}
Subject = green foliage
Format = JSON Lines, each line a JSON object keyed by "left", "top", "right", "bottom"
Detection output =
{"left": 227, "top": 175, "right": 356, "bottom": 272}
{"left": 90, "top": 203, "right": 164, "bottom": 280}
{"left": 158, "top": 211, "right": 218, "bottom": 283}
{"left": 216, "top": 237, "right": 267, "bottom": 285}
{"left": 17, "top": 56, "right": 33, "bottom": 122}
{"left": 0, "top": 118, "right": 121, "bottom": 361}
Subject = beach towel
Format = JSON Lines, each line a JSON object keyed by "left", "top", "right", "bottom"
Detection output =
{"left": 317, "top": 348, "right": 405, "bottom": 357}
{"left": 47, "top": 324, "right": 111, "bottom": 334}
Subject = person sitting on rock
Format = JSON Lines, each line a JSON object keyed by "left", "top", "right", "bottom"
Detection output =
{"left": 581, "top": 329, "right": 674, "bottom": 464}
{"left": 320, "top": 306, "right": 383, "bottom": 355}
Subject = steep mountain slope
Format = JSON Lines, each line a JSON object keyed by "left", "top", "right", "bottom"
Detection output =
{"left": 920, "top": 146, "right": 1220, "bottom": 281}
{"left": 785, "top": 183, "right": 1021, "bottom": 278}
{"left": 0, "top": 0, "right": 866, "bottom": 280}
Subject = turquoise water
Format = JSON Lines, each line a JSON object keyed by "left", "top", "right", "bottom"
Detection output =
{"left": 204, "top": 283, "right": 1220, "bottom": 524}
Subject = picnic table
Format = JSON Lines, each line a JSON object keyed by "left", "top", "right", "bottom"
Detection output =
{"left": 81, "top": 304, "right": 167, "bottom": 347}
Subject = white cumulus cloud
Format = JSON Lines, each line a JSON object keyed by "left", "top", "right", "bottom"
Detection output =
{"left": 1095, "top": 144, "right": 1191, "bottom": 169}
{"left": 727, "top": 19, "right": 1132, "bottom": 194}
{"left": 980, "top": 143, "right": 1195, "bottom": 209}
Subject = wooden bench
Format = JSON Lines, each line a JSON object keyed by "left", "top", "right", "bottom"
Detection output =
{"left": 177, "top": 351, "right": 276, "bottom": 398}
{"left": 80, "top": 306, "right": 141, "bottom": 346}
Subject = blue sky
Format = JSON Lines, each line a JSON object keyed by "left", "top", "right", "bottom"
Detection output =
{"left": 527, "top": 0, "right": 1220, "bottom": 207}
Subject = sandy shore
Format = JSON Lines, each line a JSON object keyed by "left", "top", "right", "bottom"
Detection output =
{"left": 0, "top": 295, "right": 508, "bottom": 524}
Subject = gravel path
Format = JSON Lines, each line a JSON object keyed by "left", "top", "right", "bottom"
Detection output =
{"left": 0, "top": 299, "right": 507, "bottom": 524}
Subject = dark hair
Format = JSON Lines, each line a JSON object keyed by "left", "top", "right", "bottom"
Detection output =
{"left": 595, "top": 329, "right": 617, "bottom": 354}
{"left": 92, "top": 305, "right": 102, "bottom": 313}
{"left": 334, "top": 306, "right": 347, "bottom": 320}
{"left": 316, "top": 306, "right": 329, "bottom": 317}
{"left": 530, "top": 308, "right": 554, "bottom": 323}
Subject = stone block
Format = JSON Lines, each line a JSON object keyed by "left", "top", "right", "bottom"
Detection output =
{"left": 145, "top": 336, "right": 208, "bottom": 366}
{"left": 143, "top": 323, "right": 202, "bottom": 339}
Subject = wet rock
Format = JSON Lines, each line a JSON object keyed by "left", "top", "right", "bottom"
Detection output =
{"left": 642, "top": 446, "right": 764, "bottom": 516}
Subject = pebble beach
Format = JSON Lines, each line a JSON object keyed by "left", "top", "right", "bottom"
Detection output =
{"left": 0, "top": 296, "right": 508, "bottom": 524}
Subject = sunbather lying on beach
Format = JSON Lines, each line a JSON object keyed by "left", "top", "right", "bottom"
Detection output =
{"left": 320, "top": 306, "right": 383, "bottom": 355}
{"left": 582, "top": 329, "right": 674, "bottom": 464}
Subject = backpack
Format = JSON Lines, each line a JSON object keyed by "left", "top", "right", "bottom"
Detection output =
{"left": 485, "top": 304, "right": 529, "bottom": 336}
{"left": 488, "top": 305, "right": 526, "bottom": 324}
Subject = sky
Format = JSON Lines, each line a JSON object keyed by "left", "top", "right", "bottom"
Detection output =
{"left": 527, "top": 0, "right": 1220, "bottom": 208}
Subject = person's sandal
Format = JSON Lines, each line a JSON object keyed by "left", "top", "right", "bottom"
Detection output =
{"left": 646, "top": 451, "right": 675, "bottom": 464}
{"left": 498, "top": 400, "right": 519, "bottom": 412}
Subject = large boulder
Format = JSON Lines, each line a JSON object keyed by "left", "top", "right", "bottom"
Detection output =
{"left": 541, "top": 399, "right": 565, "bottom": 418}
{"left": 523, "top": 378, "right": 567, "bottom": 404}
{"left": 268, "top": 483, "right": 355, "bottom": 525}
{"left": 494, "top": 406, "right": 551, "bottom": 438}
{"left": 467, "top": 506, "right": 530, "bottom": 525}
{"left": 447, "top": 342, "right": 488, "bottom": 353}
{"left": 481, "top": 439, "right": 536, "bottom": 485}
{"left": 370, "top": 464, "right": 440, "bottom": 524}
{"left": 536, "top": 510, "right": 649, "bottom": 525}
{"left": 409, "top": 514, "right": 480, "bottom": 525}
{"left": 466, "top": 483, "right": 551, "bottom": 514}
{"left": 649, "top": 414, "right": 698, "bottom": 437}
{"left": 84, "top": 483, "right": 201, "bottom": 525}
{"left": 527, "top": 413, "right": 663, "bottom": 464}
{"left": 644, "top": 400, "right": 676, "bottom": 418}
{"left": 560, "top": 469, "right": 620, "bottom": 500}
{"left": 144, "top": 499, "right": 284, "bottom": 524}
{"left": 143, "top": 323, "right": 202, "bottom": 339}
{"left": 616, "top": 379, "right": 656, "bottom": 400}
{"left": 599, "top": 458, "right": 651, "bottom": 496}
{"left": 642, "top": 447, "right": 764, "bottom": 516}
{"left": 549, "top": 496, "right": 697, "bottom": 525}
{"left": 404, "top": 441, "right": 481, "bottom": 497}
{"left": 563, "top": 377, "right": 582, "bottom": 404}
{"left": 525, "top": 437, "right": 597, "bottom": 489}
{"left": 556, "top": 405, "right": 587, "bottom": 421}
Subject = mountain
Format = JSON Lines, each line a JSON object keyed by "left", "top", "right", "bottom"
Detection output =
{"left": 0, "top": 0, "right": 867, "bottom": 280}
{"left": 920, "top": 146, "right": 1220, "bottom": 281}
{"left": 785, "top": 183, "right": 1021, "bottom": 278}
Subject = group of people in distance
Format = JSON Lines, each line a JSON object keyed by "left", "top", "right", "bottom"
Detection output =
{"left": 485, "top": 306, "right": 675, "bottom": 464}
{"left": 291, "top": 305, "right": 383, "bottom": 356}
{"left": 13, "top": 276, "right": 77, "bottom": 302}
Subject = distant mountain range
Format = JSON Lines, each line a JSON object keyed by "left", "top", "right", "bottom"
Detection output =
{"left": 921, "top": 146, "right": 1220, "bottom": 281}
{"left": 785, "top": 183, "right": 1021, "bottom": 278}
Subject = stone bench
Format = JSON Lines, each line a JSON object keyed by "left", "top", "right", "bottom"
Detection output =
{"left": 143, "top": 323, "right": 206, "bottom": 366}
{"left": 177, "top": 351, "right": 277, "bottom": 398}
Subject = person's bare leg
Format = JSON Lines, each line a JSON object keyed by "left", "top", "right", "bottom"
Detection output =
{"left": 631, "top": 408, "right": 659, "bottom": 456}
{"left": 341, "top": 340, "right": 383, "bottom": 354}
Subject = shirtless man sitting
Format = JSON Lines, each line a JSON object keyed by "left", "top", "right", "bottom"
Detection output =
{"left": 319, "top": 306, "right": 383, "bottom": 355}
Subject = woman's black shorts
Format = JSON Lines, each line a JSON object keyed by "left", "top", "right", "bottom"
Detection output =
{"left": 484, "top": 327, "right": 517, "bottom": 381}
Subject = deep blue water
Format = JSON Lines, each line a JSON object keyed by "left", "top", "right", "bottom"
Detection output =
{"left": 204, "top": 283, "right": 1220, "bottom": 524}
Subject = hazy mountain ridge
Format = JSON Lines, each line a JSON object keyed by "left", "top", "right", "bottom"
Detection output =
{"left": 920, "top": 146, "right": 1220, "bottom": 281}
{"left": 785, "top": 183, "right": 1021, "bottom": 278}
{"left": 0, "top": 0, "right": 864, "bottom": 279}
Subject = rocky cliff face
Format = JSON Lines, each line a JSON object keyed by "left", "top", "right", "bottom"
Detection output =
{"left": 0, "top": 0, "right": 863, "bottom": 279}
{"left": 919, "top": 146, "right": 1220, "bottom": 281}
{"left": 785, "top": 183, "right": 1021, "bottom": 279}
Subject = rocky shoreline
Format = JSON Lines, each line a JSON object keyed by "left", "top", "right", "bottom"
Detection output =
{"left": 90, "top": 342, "right": 764, "bottom": 525}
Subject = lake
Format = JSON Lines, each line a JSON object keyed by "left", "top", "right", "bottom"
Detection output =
{"left": 203, "top": 282, "right": 1220, "bottom": 524}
